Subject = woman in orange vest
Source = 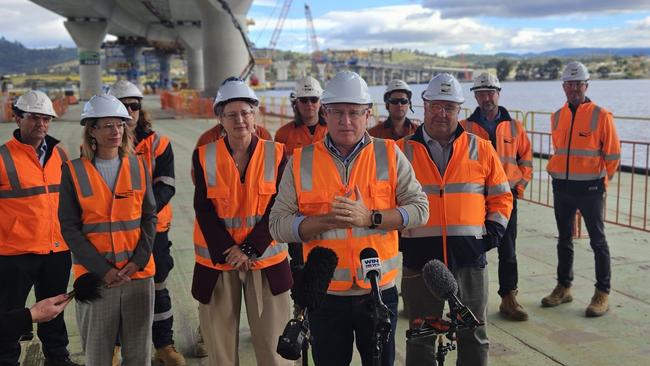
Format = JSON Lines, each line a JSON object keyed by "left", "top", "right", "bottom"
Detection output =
{"left": 192, "top": 78, "right": 292, "bottom": 365}
{"left": 58, "top": 94, "right": 157, "bottom": 366}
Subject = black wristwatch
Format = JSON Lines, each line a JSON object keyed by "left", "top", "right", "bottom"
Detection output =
{"left": 369, "top": 210, "right": 382, "bottom": 229}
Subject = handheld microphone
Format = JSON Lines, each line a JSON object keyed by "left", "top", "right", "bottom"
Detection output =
{"left": 277, "top": 246, "right": 338, "bottom": 360}
{"left": 422, "top": 260, "right": 484, "bottom": 329}
{"left": 360, "top": 248, "right": 392, "bottom": 346}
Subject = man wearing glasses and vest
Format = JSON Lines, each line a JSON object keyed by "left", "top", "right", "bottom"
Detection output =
{"left": 541, "top": 61, "right": 620, "bottom": 317}
{"left": 270, "top": 71, "right": 428, "bottom": 366}
{"left": 368, "top": 79, "right": 419, "bottom": 141}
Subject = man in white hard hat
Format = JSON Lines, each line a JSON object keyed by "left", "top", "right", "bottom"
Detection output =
{"left": 396, "top": 73, "right": 512, "bottom": 366}
{"left": 0, "top": 91, "right": 81, "bottom": 366}
{"left": 270, "top": 71, "right": 428, "bottom": 366}
{"left": 460, "top": 72, "right": 532, "bottom": 322}
{"left": 368, "top": 79, "right": 418, "bottom": 140}
{"left": 542, "top": 61, "right": 620, "bottom": 317}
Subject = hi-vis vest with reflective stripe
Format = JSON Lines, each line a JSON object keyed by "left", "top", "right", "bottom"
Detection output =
{"left": 136, "top": 132, "right": 173, "bottom": 232}
{"left": 460, "top": 118, "right": 532, "bottom": 197}
{"left": 397, "top": 132, "right": 511, "bottom": 264}
{"left": 66, "top": 155, "right": 155, "bottom": 280}
{"left": 0, "top": 138, "right": 68, "bottom": 255}
{"left": 193, "top": 139, "right": 287, "bottom": 271}
{"left": 293, "top": 138, "right": 399, "bottom": 292}
{"left": 547, "top": 102, "right": 621, "bottom": 181}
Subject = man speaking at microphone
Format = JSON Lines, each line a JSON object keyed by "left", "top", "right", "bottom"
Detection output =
{"left": 270, "top": 71, "right": 428, "bottom": 366}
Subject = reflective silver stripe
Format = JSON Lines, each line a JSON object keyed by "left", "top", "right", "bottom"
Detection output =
{"left": 221, "top": 215, "right": 262, "bottom": 229}
{"left": 264, "top": 141, "right": 276, "bottom": 182}
{"left": 154, "top": 281, "right": 167, "bottom": 291}
{"left": 151, "top": 133, "right": 161, "bottom": 172}
{"left": 153, "top": 176, "right": 175, "bottom": 186}
{"left": 402, "top": 136, "right": 414, "bottom": 163}
{"left": 555, "top": 148, "right": 601, "bottom": 157}
{"left": 257, "top": 242, "right": 288, "bottom": 260}
{"left": 205, "top": 142, "right": 217, "bottom": 188}
{"left": 604, "top": 153, "right": 620, "bottom": 161}
{"left": 332, "top": 268, "right": 352, "bottom": 282}
{"left": 518, "top": 160, "right": 533, "bottom": 167}
{"left": 510, "top": 120, "right": 517, "bottom": 137}
{"left": 500, "top": 156, "right": 518, "bottom": 165}
{"left": 113, "top": 250, "right": 132, "bottom": 263}
{"left": 356, "top": 255, "right": 400, "bottom": 281}
{"left": 153, "top": 309, "right": 173, "bottom": 321}
{"left": 352, "top": 227, "right": 389, "bottom": 238}
{"left": 0, "top": 145, "right": 20, "bottom": 190}
{"left": 373, "top": 139, "right": 389, "bottom": 181}
{"left": 467, "top": 134, "right": 478, "bottom": 161}
{"left": 0, "top": 185, "right": 48, "bottom": 199}
{"left": 129, "top": 155, "right": 141, "bottom": 191}
{"left": 402, "top": 225, "right": 486, "bottom": 238}
{"left": 548, "top": 171, "right": 606, "bottom": 180}
{"left": 316, "top": 228, "right": 349, "bottom": 240}
{"left": 487, "top": 182, "right": 511, "bottom": 196}
{"left": 71, "top": 159, "right": 93, "bottom": 197}
{"left": 55, "top": 146, "right": 68, "bottom": 162}
{"left": 445, "top": 183, "right": 484, "bottom": 194}
{"left": 552, "top": 108, "right": 562, "bottom": 131}
{"left": 590, "top": 106, "right": 601, "bottom": 132}
{"left": 487, "top": 212, "right": 509, "bottom": 228}
{"left": 300, "top": 144, "right": 314, "bottom": 192}
{"left": 194, "top": 244, "right": 211, "bottom": 260}
{"left": 421, "top": 184, "right": 442, "bottom": 195}
{"left": 82, "top": 218, "right": 141, "bottom": 234}
{"left": 516, "top": 178, "right": 529, "bottom": 188}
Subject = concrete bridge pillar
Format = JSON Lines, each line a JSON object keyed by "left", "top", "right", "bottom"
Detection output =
{"left": 64, "top": 19, "right": 108, "bottom": 100}
{"left": 275, "top": 60, "right": 291, "bottom": 81}
{"left": 122, "top": 46, "right": 144, "bottom": 90}
{"left": 377, "top": 68, "right": 385, "bottom": 85}
{"left": 253, "top": 64, "right": 267, "bottom": 86}
{"left": 155, "top": 50, "right": 172, "bottom": 90}
{"left": 176, "top": 25, "right": 204, "bottom": 91}
{"left": 317, "top": 63, "right": 327, "bottom": 81}
{"left": 296, "top": 62, "right": 309, "bottom": 79}
{"left": 194, "top": 0, "right": 253, "bottom": 97}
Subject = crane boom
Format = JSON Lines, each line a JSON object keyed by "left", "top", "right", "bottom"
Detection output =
{"left": 304, "top": 3, "right": 319, "bottom": 54}
{"left": 268, "top": 0, "right": 293, "bottom": 49}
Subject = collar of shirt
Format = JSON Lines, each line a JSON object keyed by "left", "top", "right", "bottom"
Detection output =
{"left": 325, "top": 134, "right": 366, "bottom": 165}
{"left": 478, "top": 109, "right": 501, "bottom": 125}
{"left": 421, "top": 126, "right": 455, "bottom": 148}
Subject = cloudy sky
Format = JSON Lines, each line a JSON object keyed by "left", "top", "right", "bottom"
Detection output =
{"left": 3, "top": 0, "right": 650, "bottom": 55}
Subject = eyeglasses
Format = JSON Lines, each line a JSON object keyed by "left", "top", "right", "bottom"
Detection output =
{"left": 563, "top": 81, "right": 587, "bottom": 88}
{"left": 93, "top": 121, "right": 126, "bottom": 131}
{"left": 326, "top": 108, "right": 368, "bottom": 121}
{"left": 122, "top": 102, "right": 141, "bottom": 111}
{"left": 298, "top": 97, "right": 319, "bottom": 104}
{"left": 426, "top": 103, "right": 459, "bottom": 115}
{"left": 388, "top": 98, "right": 409, "bottom": 105}
{"left": 223, "top": 109, "right": 254, "bottom": 121}
{"left": 22, "top": 113, "right": 52, "bottom": 123}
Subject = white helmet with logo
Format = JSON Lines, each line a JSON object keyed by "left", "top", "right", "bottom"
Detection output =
{"left": 295, "top": 76, "right": 323, "bottom": 98}
{"left": 321, "top": 71, "right": 372, "bottom": 105}
{"left": 422, "top": 73, "right": 464, "bottom": 103}
{"left": 14, "top": 90, "right": 57, "bottom": 118}
{"left": 80, "top": 94, "right": 132, "bottom": 125}
{"left": 213, "top": 77, "right": 259, "bottom": 108}
{"left": 562, "top": 61, "right": 590, "bottom": 81}
{"left": 108, "top": 80, "right": 144, "bottom": 99}
{"left": 384, "top": 79, "right": 412, "bottom": 101}
{"left": 470, "top": 72, "right": 501, "bottom": 92}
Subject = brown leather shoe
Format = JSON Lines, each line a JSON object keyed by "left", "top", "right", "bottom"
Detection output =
{"left": 541, "top": 284, "right": 573, "bottom": 307}
{"left": 112, "top": 346, "right": 120, "bottom": 366}
{"left": 499, "top": 290, "right": 529, "bottom": 321}
{"left": 154, "top": 345, "right": 187, "bottom": 366}
{"left": 586, "top": 289, "right": 609, "bottom": 317}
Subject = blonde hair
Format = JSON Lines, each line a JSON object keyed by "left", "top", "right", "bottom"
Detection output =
{"left": 81, "top": 118, "right": 134, "bottom": 160}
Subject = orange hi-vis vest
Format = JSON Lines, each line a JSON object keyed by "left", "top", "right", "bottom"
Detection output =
{"left": 397, "top": 132, "right": 512, "bottom": 264}
{"left": 274, "top": 121, "right": 327, "bottom": 155}
{"left": 293, "top": 138, "right": 399, "bottom": 292}
{"left": 193, "top": 139, "right": 287, "bottom": 271}
{"left": 0, "top": 138, "right": 69, "bottom": 255}
{"left": 547, "top": 102, "right": 621, "bottom": 182}
{"left": 136, "top": 132, "right": 173, "bottom": 232}
{"left": 66, "top": 155, "right": 155, "bottom": 280}
{"left": 460, "top": 118, "right": 532, "bottom": 198}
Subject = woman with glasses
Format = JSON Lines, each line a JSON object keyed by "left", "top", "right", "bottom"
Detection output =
{"left": 58, "top": 94, "right": 157, "bottom": 366}
{"left": 368, "top": 79, "right": 419, "bottom": 140}
{"left": 192, "top": 78, "right": 292, "bottom": 366}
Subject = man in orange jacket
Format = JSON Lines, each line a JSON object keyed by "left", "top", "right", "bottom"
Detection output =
{"left": 0, "top": 91, "right": 80, "bottom": 366}
{"left": 368, "top": 79, "right": 419, "bottom": 140}
{"left": 542, "top": 61, "right": 620, "bottom": 317}
{"left": 461, "top": 72, "right": 532, "bottom": 321}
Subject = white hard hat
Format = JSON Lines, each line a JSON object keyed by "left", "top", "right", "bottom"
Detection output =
{"left": 295, "top": 76, "right": 323, "bottom": 98}
{"left": 213, "top": 77, "right": 259, "bottom": 108}
{"left": 384, "top": 79, "right": 412, "bottom": 101}
{"left": 470, "top": 72, "right": 501, "bottom": 92}
{"left": 562, "top": 61, "right": 590, "bottom": 81}
{"left": 422, "top": 73, "right": 464, "bottom": 104}
{"left": 80, "top": 94, "right": 132, "bottom": 125}
{"left": 321, "top": 71, "right": 372, "bottom": 105}
{"left": 108, "top": 80, "right": 143, "bottom": 99}
{"left": 14, "top": 90, "right": 57, "bottom": 118}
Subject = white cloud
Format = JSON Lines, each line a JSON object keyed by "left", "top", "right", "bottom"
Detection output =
{"left": 252, "top": 0, "right": 278, "bottom": 7}
{"left": 0, "top": 1, "right": 73, "bottom": 48}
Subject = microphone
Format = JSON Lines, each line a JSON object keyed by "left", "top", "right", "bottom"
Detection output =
{"left": 422, "top": 260, "right": 484, "bottom": 329}
{"left": 277, "top": 246, "right": 338, "bottom": 360}
{"left": 359, "top": 248, "right": 392, "bottom": 346}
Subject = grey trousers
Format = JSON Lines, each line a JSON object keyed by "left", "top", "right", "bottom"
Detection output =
{"left": 403, "top": 266, "right": 489, "bottom": 366}
{"left": 76, "top": 277, "right": 154, "bottom": 366}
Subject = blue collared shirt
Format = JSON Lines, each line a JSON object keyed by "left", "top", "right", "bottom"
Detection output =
{"left": 37, "top": 139, "right": 47, "bottom": 166}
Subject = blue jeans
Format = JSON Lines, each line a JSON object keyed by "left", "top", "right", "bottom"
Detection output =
{"left": 309, "top": 286, "right": 398, "bottom": 366}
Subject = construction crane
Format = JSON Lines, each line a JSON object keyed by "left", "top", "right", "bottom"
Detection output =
{"left": 304, "top": 3, "right": 319, "bottom": 57}
{"left": 268, "top": 0, "right": 293, "bottom": 50}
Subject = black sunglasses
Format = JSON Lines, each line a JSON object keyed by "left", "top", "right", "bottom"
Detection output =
{"left": 298, "top": 97, "right": 319, "bottom": 104}
{"left": 388, "top": 98, "right": 409, "bottom": 105}
{"left": 123, "top": 102, "right": 141, "bottom": 111}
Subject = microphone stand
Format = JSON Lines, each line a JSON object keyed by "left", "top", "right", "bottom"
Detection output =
{"left": 301, "top": 309, "right": 310, "bottom": 366}
{"left": 368, "top": 275, "right": 391, "bottom": 366}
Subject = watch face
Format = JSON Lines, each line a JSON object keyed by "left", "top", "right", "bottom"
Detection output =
{"left": 372, "top": 211, "right": 382, "bottom": 225}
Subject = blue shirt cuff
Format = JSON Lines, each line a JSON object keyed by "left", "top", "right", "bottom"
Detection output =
{"left": 397, "top": 207, "right": 409, "bottom": 227}
{"left": 292, "top": 214, "right": 307, "bottom": 242}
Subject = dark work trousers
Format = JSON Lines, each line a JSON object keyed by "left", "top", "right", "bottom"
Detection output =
{"left": 309, "top": 286, "right": 399, "bottom": 366}
{"left": 0, "top": 251, "right": 71, "bottom": 365}
{"left": 152, "top": 230, "right": 176, "bottom": 349}
{"left": 498, "top": 196, "right": 518, "bottom": 297}
{"left": 553, "top": 189, "right": 611, "bottom": 292}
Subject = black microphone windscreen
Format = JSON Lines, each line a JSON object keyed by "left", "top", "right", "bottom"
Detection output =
{"left": 422, "top": 259, "right": 458, "bottom": 301}
{"left": 360, "top": 247, "right": 378, "bottom": 260}
{"left": 73, "top": 273, "right": 103, "bottom": 303}
{"left": 293, "top": 246, "right": 338, "bottom": 311}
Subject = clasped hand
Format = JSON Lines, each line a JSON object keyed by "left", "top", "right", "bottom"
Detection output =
{"left": 326, "top": 186, "right": 372, "bottom": 229}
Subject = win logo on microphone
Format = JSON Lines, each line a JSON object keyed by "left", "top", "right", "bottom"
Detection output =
{"left": 361, "top": 258, "right": 381, "bottom": 270}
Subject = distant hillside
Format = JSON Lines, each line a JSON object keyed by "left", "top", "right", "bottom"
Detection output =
{"left": 491, "top": 48, "right": 650, "bottom": 59}
{"left": 0, "top": 37, "right": 77, "bottom": 75}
